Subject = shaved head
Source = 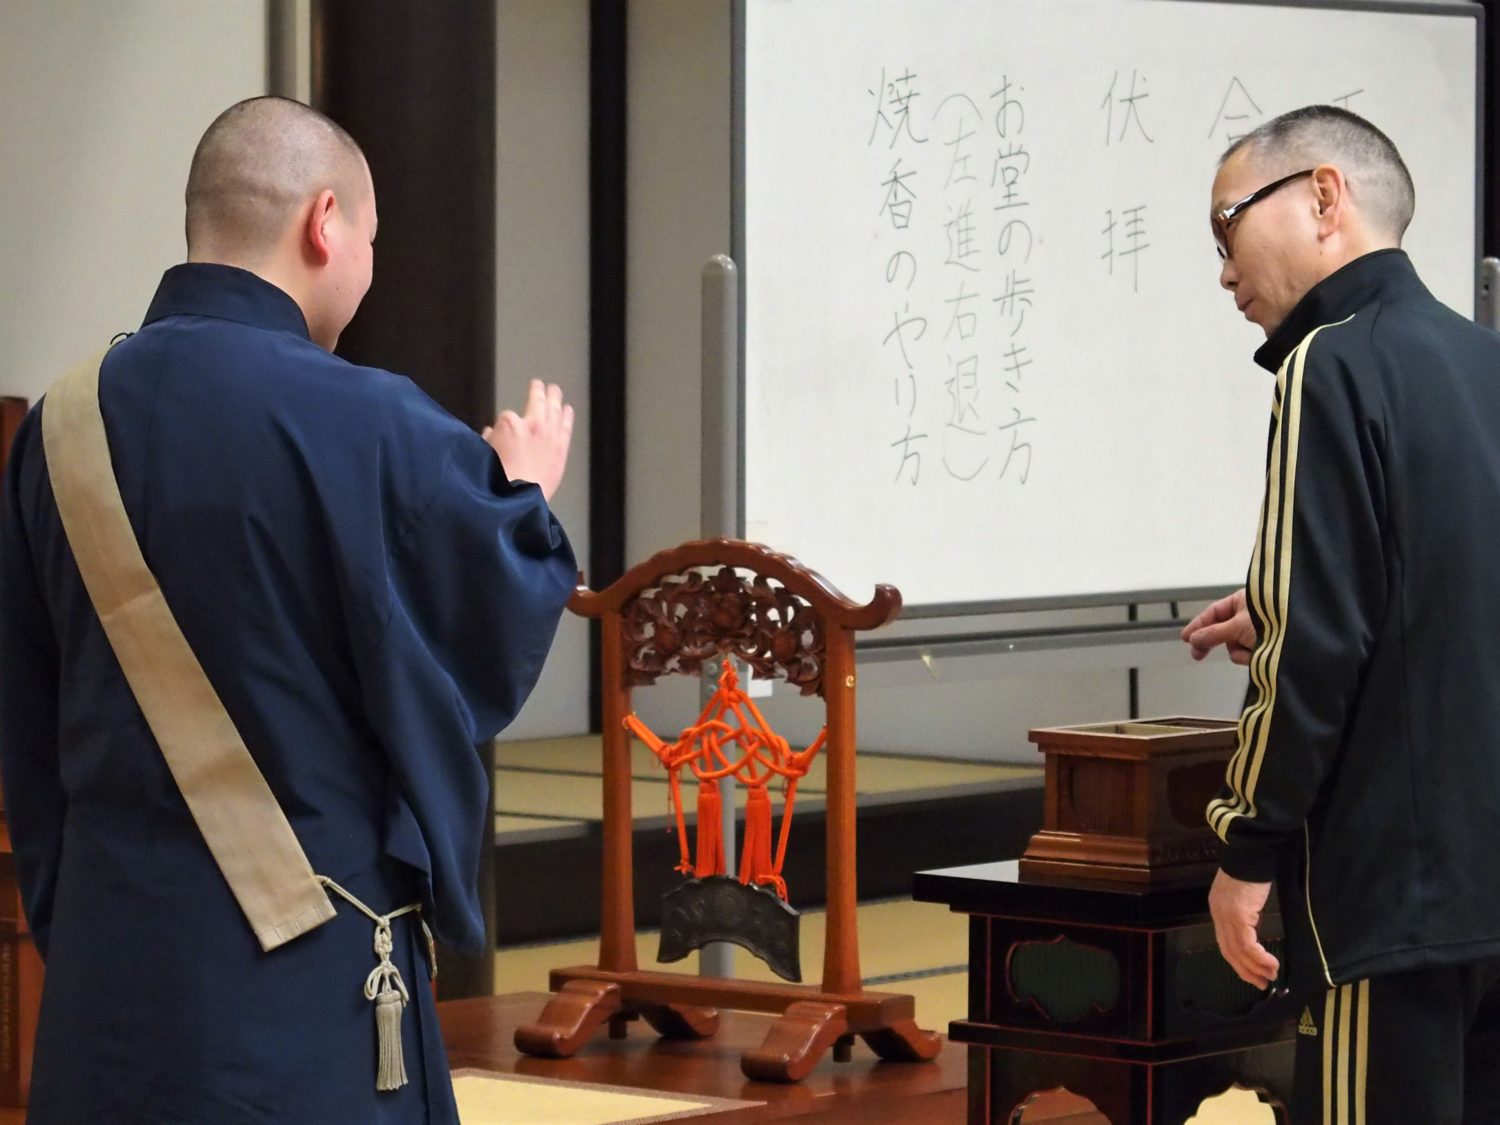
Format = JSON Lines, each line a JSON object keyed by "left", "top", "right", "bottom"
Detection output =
{"left": 185, "top": 96, "right": 370, "bottom": 262}
{"left": 1221, "top": 106, "right": 1414, "bottom": 243}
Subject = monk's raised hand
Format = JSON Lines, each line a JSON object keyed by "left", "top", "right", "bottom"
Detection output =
{"left": 483, "top": 380, "right": 574, "bottom": 502}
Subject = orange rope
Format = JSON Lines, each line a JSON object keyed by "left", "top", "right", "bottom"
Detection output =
{"left": 624, "top": 662, "right": 826, "bottom": 900}
{"left": 693, "top": 778, "right": 723, "bottom": 878}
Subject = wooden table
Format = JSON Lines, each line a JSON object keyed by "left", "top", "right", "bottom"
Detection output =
{"left": 443, "top": 991, "right": 965, "bottom": 1121}
{"left": 914, "top": 860, "right": 1295, "bottom": 1124}
{"left": 0, "top": 989, "right": 1129, "bottom": 1122}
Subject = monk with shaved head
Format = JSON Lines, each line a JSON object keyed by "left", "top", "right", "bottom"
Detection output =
{"left": 185, "top": 97, "right": 378, "bottom": 351}
{"left": 0, "top": 97, "right": 576, "bottom": 1122}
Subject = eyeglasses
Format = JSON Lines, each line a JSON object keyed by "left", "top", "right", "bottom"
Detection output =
{"left": 1211, "top": 169, "right": 1315, "bottom": 261}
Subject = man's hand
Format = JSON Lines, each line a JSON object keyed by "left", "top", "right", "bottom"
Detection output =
{"left": 1208, "top": 869, "right": 1280, "bottom": 989}
{"left": 483, "top": 380, "right": 573, "bottom": 502}
{"left": 1181, "top": 588, "right": 1256, "bottom": 665}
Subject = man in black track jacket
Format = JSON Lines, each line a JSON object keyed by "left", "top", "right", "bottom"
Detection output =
{"left": 1183, "top": 106, "right": 1500, "bottom": 1121}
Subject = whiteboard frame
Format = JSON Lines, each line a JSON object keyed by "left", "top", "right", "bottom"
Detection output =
{"left": 729, "top": 0, "right": 1484, "bottom": 619}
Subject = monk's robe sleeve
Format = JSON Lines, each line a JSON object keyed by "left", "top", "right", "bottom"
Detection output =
{"left": 352, "top": 418, "right": 576, "bottom": 954}
{"left": 1205, "top": 328, "right": 1388, "bottom": 882}
{"left": 0, "top": 412, "right": 66, "bottom": 959}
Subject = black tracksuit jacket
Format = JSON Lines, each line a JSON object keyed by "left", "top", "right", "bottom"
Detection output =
{"left": 1208, "top": 248, "right": 1500, "bottom": 991}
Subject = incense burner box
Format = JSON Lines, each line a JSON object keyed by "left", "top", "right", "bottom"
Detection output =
{"left": 1021, "top": 717, "right": 1238, "bottom": 886}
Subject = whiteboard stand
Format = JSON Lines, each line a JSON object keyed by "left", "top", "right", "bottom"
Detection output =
{"left": 1480, "top": 257, "right": 1500, "bottom": 330}
{"left": 856, "top": 619, "right": 1193, "bottom": 690}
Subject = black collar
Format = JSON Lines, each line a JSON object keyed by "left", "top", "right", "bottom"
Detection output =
{"left": 1254, "top": 249, "right": 1428, "bottom": 372}
{"left": 142, "top": 263, "right": 311, "bottom": 341}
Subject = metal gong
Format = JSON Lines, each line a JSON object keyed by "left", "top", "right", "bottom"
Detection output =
{"left": 657, "top": 876, "right": 801, "bottom": 983}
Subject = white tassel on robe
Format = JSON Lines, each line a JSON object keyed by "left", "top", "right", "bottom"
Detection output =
{"left": 365, "top": 919, "right": 412, "bottom": 1092}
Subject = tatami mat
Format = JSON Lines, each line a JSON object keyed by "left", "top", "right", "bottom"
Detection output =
{"left": 497, "top": 734, "right": 1035, "bottom": 793}
{"left": 494, "top": 735, "right": 1040, "bottom": 841}
{"left": 493, "top": 814, "right": 584, "bottom": 836}
{"left": 496, "top": 737, "right": 684, "bottom": 780}
{"left": 451, "top": 1070, "right": 760, "bottom": 1124}
{"left": 498, "top": 898, "right": 968, "bottom": 1027}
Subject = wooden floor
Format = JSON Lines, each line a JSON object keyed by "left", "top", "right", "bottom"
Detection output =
{"left": 0, "top": 958, "right": 1271, "bottom": 1123}
{"left": 493, "top": 901, "right": 1276, "bottom": 1124}
{"left": 441, "top": 991, "right": 969, "bottom": 1123}
{"left": 0, "top": 999, "right": 966, "bottom": 1125}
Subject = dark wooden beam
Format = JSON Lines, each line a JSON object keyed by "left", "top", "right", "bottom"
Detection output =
{"left": 311, "top": 0, "right": 497, "bottom": 430}
{"left": 589, "top": 0, "right": 628, "bottom": 731}
{"left": 1479, "top": 1, "right": 1497, "bottom": 257}
{"left": 311, "top": 0, "right": 498, "bottom": 1001}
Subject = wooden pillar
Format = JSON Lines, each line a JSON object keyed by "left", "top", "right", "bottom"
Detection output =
{"left": 820, "top": 633, "right": 862, "bottom": 996}
{"left": 588, "top": 0, "right": 628, "bottom": 730}
{"left": 311, "top": 0, "right": 498, "bottom": 1001}
{"left": 1481, "top": 0, "right": 1500, "bottom": 257}
{"left": 596, "top": 612, "right": 637, "bottom": 974}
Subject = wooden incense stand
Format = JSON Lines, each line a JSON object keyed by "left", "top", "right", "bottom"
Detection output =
{"left": 920, "top": 717, "right": 1295, "bottom": 1122}
{"left": 1020, "top": 718, "right": 1239, "bottom": 886}
{"left": 514, "top": 539, "right": 941, "bottom": 1081}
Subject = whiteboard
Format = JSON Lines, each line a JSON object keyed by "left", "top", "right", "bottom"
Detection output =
{"left": 738, "top": 0, "right": 1479, "bottom": 613}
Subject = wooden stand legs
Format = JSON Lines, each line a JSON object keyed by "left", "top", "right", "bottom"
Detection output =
{"left": 514, "top": 980, "right": 721, "bottom": 1059}
{"left": 861, "top": 1017, "right": 944, "bottom": 1063}
{"left": 741, "top": 1002, "right": 944, "bottom": 1082}
{"left": 640, "top": 1002, "right": 721, "bottom": 1040}
{"left": 513, "top": 980, "right": 623, "bottom": 1058}
{"left": 516, "top": 976, "right": 942, "bottom": 1082}
{"left": 741, "top": 1001, "right": 849, "bottom": 1083}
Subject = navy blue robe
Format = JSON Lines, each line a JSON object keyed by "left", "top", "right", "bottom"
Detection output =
{"left": 0, "top": 264, "right": 576, "bottom": 1123}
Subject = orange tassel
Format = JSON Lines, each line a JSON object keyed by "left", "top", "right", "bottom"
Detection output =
{"left": 739, "top": 786, "right": 778, "bottom": 894}
{"left": 694, "top": 778, "right": 724, "bottom": 877}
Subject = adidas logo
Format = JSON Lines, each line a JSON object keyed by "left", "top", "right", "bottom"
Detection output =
{"left": 1298, "top": 1007, "right": 1318, "bottom": 1037}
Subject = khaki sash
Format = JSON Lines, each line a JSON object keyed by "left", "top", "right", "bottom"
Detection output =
{"left": 41, "top": 351, "right": 337, "bottom": 951}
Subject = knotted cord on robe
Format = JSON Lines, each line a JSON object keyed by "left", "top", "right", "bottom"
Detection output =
{"left": 317, "top": 876, "right": 435, "bottom": 1092}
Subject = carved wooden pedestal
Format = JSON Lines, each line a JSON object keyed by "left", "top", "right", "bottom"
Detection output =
{"left": 915, "top": 861, "right": 1293, "bottom": 1124}
{"left": 1022, "top": 718, "right": 1239, "bottom": 886}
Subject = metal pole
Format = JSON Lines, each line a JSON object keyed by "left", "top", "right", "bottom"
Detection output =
{"left": 266, "top": 0, "right": 312, "bottom": 103}
{"left": 1479, "top": 258, "right": 1500, "bottom": 330}
{"left": 699, "top": 254, "right": 739, "bottom": 979}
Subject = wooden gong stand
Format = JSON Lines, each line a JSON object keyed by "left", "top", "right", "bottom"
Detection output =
{"left": 514, "top": 538, "right": 941, "bottom": 1081}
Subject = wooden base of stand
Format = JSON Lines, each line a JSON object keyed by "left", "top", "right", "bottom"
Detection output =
{"left": 741, "top": 1000, "right": 849, "bottom": 1083}
{"left": 515, "top": 967, "right": 941, "bottom": 1083}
